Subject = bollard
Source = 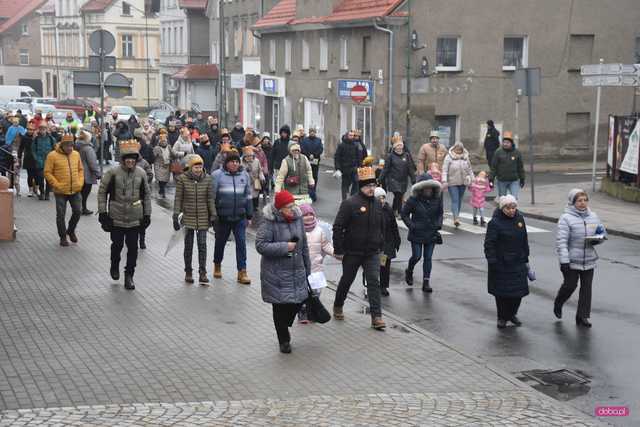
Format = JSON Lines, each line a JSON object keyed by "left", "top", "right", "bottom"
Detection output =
{"left": 0, "top": 175, "right": 15, "bottom": 241}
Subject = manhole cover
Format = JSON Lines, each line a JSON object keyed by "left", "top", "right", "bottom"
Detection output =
{"left": 520, "top": 369, "right": 590, "bottom": 387}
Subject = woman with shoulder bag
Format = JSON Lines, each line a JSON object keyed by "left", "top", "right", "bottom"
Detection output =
{"left": 442, "top": 141, "right": 474, "bottom": 227}
{"left": 274, "top": 142, "right": 314, "bottom": 202}
{"left": 379, "top": 135, "right": 416, "bottom": 217}
{"left": 554, "top": 189, "right": 606, "bottom": 328}
{"left": 256, "top": 191, "right": 312, "bottom": 354}
{"left": 401, "top": 173, "right": 444, "bottom": 293}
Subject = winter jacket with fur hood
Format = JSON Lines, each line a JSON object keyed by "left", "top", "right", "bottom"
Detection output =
{"left": 556, "top": 189, "right": 605, "bottom": 271}
{"left": 256, "top": 204, "right": 311, "bottom": 304}
{"left": 442, "top": 147, "right": 474, "bottom": 186}
{"left": 401, "top": 179, "right": 443, "bottom": 244}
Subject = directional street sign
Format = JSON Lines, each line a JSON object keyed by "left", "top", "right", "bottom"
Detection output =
{"left": 581, "top": 63, "right": 640, "bottom": 76}
{"left": 582, "top": 74, "right": 640, "bottom": 87}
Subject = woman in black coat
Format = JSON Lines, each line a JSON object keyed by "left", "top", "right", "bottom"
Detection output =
{"left": 484, "top": 195, "right": 530, "bottom": 329}
{"left": 375, "top": 187, "right": 401, "bottom": 296}
{"left": 379, "top": 136, "right": 416, "bottom": 216}
{"left": 401, "top": 174, "right": 443, "bottom": 292}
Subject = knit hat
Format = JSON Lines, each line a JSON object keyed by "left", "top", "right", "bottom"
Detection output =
{"left": 374, "top": 187, "right": 387, "bottom": 199}
{"left": 274, "top": 191, "right": 295, "bottom": 209}
{"left": 429, "top": 130, "right": 439, "bottom": 139}
{"left": 299, "top": 203, "right": 317, "bottom": 232}
{"left": 289, "top": 142, "right": 301, "bottom": 153}
{"left": 498, "top": 195, "right": 518, "bottom": 209}
{"left": 567, "top": 188, "right": 588, "bottom": 206}
{"left": 133, "top": 128, "right": 144, "bottom": 139}
{"left": 187, "top": 154, "right": 204, "bottom": 168}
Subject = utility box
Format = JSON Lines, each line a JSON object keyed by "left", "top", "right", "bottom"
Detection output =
{"left": 0, "top": 176, "right": 15, "bottom": 241}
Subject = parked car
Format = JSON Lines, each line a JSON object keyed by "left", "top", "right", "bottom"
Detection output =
{"left": 50, "top": 109, "right": 81, "bottom": 125}
{"left": 109, "top": 105, "right": 138, "bottom": 122}
{"left": 147, "top": 109, "right": 171, "bottom": 126}
{"left": 0, "top": 85, "right": 38, "bottom": 104}
{"left": 54, "top": 98, "right": 103, "bottom": 116}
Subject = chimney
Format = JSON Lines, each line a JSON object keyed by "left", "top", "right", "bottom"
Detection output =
{"left": 295, "top": 0, "right": 342, "bottom": 20}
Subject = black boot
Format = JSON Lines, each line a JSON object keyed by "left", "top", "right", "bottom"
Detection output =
{"left": 405, "top": 268, "right": 413, "bottom": 286}
{"left": 553, "top": 300, "right": 562, "bottom": 319}
{"left": 139, "top": 235, "right": 146, "bottom": 250}
{"left": 480, "top": 218, "right": 486, "bottom": 227}
{"left": 279, "top": 342, "right": 292, "bottom": 353}
{"left": 381, "top": 287, "right": 390, "bottom": 296}
{"left": 124, "top": 273, "right": 135, "bottom": 290}
{"left": 473, "top": 216, "right": 478, "bottom": 225}
{"left": 110, "top": 264, "right": 120, "bottom": 280}
{"left": 422, "top": 279, "right": 433, "bottom": 293}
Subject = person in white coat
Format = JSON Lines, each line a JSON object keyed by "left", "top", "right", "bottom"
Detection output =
{"left": 442, "top": 141, "right": 474, "bottom": 227}
{"left": 297, "top": 203, "right": 333, "bottom": 323}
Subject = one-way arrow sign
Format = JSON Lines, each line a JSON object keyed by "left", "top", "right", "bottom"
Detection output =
{"left": 581, "top": 63, "right": 640, "bottom": 77}
{"left": 583, "top": 75, "right": 640, "bottom": 87}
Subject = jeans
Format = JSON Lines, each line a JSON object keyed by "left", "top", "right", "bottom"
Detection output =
{"left": 272, "top": 303, "right": 302, "bottom": 344}
{"left": 81, "top": 183, "right": 92, "bottom": 211}
{"left": 473, "top": 207, "right": 485, "bottom": 219}
{"left": 340, "top": 170, "right": 358, "bottom": 201}
{"left": 54, "top": 193, "right": 82, "bottom": 238}
{"left": 448, "top": 185, "right": 466, "bottom": 219}
{"left": 334, "top": 253, "right": 382, "bottom": 317}
{"left": 213, "top": 219, "right": 247, "bottom": 270}
{"left": 496, "top": 180, "right": 520, "bottom": 199}
{"left": 555, "top": 268, "right": 594, "bottom": 319}
{"left": 110, "top": 226, "right": 139, "bottom": 275}
{"left": 35, "top": 169, "right": 50, "bottom": 197}
{"left": 158, "top": 181, "right": 167, "bottom": 197}
{"left": 310, "top": 164, "right": 319, "bottom": 202}
{"left": 184, "top": 228, "right": 208, "bottom": 273}
{"left": 495, "top": 296, "right": 522, "bottom": 321}
{"left": 26, "top": 168, "right": 37, "bottom": 189}
{"left": 408, "top": 242, "right": 436, "bottom": 280}
{"left": 380, "top": 256, "right": 392, "bottom": 289}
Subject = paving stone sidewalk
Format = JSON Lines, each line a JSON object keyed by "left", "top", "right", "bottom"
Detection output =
{"left": 0, "top": 194, "right": 602, "bottom": 425}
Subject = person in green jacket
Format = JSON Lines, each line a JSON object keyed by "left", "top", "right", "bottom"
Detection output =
{"left": 489, "top": 131, "right": 525, "bottom": 199}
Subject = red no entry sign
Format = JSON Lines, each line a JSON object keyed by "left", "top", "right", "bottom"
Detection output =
{"left": 350, "top": 84, "right": 368, "bottom": 103}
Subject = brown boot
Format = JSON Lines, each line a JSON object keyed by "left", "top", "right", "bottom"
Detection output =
{"left": 333, "top": 306, "right": 344, "bottom": 321}
{"left": 185, "top": 272, "right": 194, "bottom": 284}
{"left": 199, "top": 271, "right": 209, "bottom": 284}
{"left": 213, "top": 263, "right": 222, "bottom": 279}
{"left": 371, "top": 317, "right": 386, "bottom": 330}
{"left": 237, "top": 270, "right": 251, "bottom": 285}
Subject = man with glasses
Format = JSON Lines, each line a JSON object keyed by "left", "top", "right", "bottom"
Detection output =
{"left": 332, "top": 166, "right": 386, "bottom": 330}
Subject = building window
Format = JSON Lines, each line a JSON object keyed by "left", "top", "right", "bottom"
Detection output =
{"left": 301, "top": 39, "right": 310, "bottom": 70}
{"left": 319, "top": 36, "right": 328, "bottom": 71}
{"left": 362, "top": 36, "right": 371, "bottom": 72}
{"left": 434, "top": 115, "right": 458, "bottom": 148}
{"left": 269, "top": 39, "right": 276, "bottom": 72}
{"left": 340, "top": 36, "right": 348, "bottom": 70}
{"left": 0, "top": 47, "right": 3, "bottom": 65}
{"left": 211, "top": 41, "right": 219, "bottom": 64}
{"left": 436, "top": 37, "right": 462, "bottom": 71}
{"left": 224, "top": 26, "right": 229, "bottom": 57}
{"left": 503, "top": 36, "right": 528, "bottom": 70}
{"left": 634, "top": 36, "right": 640, "bottom": 63}
{"left": 179, "top": 26, "right": 183, "bottom": 53}
{"left": 21, "top": 23, "right": 29, "bottom": 36}
{"left": 121, "top": 35, "right": 133, "bottom": 58}
{"left": 234, "top": 23, "right": 242, "bottom": 57}
{"left": 122, "top": 1, "right": 131, "bottom": 15}
{"left": 19, "top": 49, "right": 29, "bottom": 65}
{"left": 285, "top": 39, "right": 292, "bottom": 72}
{"left": 568, "top": 34, "right": 594, "bottom": 71}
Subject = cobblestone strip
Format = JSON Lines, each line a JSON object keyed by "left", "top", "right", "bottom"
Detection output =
{"left": 0, "top": 390, "right": 602, "bottom": 426}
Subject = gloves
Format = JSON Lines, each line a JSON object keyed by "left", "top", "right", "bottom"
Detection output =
{"left": 210, "top": 217, "right": 217, "bottom": 227}
{"left": 489, "top": 179, "right": 494, "bottom": 188}
{"left": 172, "top": 214, "right": 181, "bottom": 231}
{"left": 141, "top": 215, "right": 151, "bottom": 229}
{"left": 332, "top": 170, "right": 342, "bottom": 179}
{"left": 519, "top": 178, "right": 525, "bottom": 188}
{"left": 98, "top": 212, "right": 112, "bottom": 232}
{"left": 560, "top": 263, "right": 571, "bottom": 274}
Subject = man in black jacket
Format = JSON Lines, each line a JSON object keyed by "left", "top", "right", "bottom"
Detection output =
{"left": 484, "top": 120, "right": 500, "bottom": 165}
{"left": 332, "top": 166, "right": 386, "bottom": 330}
{"left": 334, "top": 130, "right": 367, "bottom": 201}
{"left": 271, "top": 125, "right": 291, "bottom": 179}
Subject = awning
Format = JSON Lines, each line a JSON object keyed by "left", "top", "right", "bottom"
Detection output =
{"left": 172, "top": 64, "right": 219, "bottom": 81}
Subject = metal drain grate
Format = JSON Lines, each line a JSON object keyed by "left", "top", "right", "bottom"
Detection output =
{"left": 520, "top": 369, "right": 590, "bottom": 387}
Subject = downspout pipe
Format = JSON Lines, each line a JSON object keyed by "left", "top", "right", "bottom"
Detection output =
{"left": 373, "top": 20, "right": 393, "bottom": 151}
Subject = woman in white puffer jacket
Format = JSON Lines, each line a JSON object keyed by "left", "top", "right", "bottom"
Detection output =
{"left": 554, "top": 188, "right": 606, "bottom": 328}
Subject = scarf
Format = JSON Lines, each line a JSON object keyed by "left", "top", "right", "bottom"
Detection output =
{"left": 303, "top": 215, "right": 317, "bottom": 232}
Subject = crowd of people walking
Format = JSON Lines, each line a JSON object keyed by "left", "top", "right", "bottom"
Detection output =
{"left": 1, "top": 106, "right": 608, "bottom": 353}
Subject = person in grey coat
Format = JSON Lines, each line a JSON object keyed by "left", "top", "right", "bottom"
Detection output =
{"left": 77, "top": 131, "right": 101, "bottom": 215}
{"left": 255, "top": 190, "right": 311, "bottom": 354}
{"left": 554, "top": 189, "right": 606, "bottom": 328}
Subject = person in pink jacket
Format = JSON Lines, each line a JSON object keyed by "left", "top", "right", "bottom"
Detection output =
{"left": 297, "top": 203, "right": 334, "bottom": 323}
{"left": 469, "top": 170, "right": 492, "bottom": 226}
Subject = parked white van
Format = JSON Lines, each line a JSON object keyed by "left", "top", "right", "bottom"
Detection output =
{"left": 0, "top": 86, "right": 39, "bottom": 104}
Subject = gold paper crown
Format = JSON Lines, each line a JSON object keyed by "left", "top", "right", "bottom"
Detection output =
{"left": 61, "top": 133, "right": 75, "bottom": 144}
{"left": 357, "top": 166, "right": 376, "bottom": 182}
{"left": 391, "top": 134, "right": 403, "bottom": 146}
{"left": 362, "top": 156, "right": 375, "bottom": 167}
{"left": 119, "top": 139, "right": 141, "bottom": 156}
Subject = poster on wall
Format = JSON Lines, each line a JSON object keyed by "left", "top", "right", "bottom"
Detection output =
{"left": 620, "top": 120, "right": 639, "bottom": 175}
{"left": 607, "top": 115, "right": 615, "bottom": 167}
{"left": 615, "top": 117, "right": 637, "bottom": 172}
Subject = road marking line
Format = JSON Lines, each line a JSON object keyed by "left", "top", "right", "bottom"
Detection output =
{"left": 456, "top": 212, "right": 549, "bottom": 233}
{"left": 563, "top": 171, "right": 606, "bottom": 176}
{"left": 396, "top": 219, "right": 452, "bottom": 235}
{"left": 442, "top": 218, "right": 486, "bottom": 234}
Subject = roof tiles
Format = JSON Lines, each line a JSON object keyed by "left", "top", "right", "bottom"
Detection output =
{"left": 0, "top": 0, "right": 48, "bottom": 33}
{"left": 172, "top": 64, "right": 219, "bottom": 80}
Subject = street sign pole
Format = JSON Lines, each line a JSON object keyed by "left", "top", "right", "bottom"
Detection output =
{"left": 526, "top": 70, "right": 535, "bottom": 205}
{"left": 99, "top": 38, "right": 105, "bottom": 175}
{"left": 591, "top": 58, "right": 604, "bottom": 192}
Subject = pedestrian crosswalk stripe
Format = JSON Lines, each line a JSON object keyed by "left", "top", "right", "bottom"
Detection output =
{"left": 395, "top": 219, "right": 453, "bottom": 235}
{"left": 455, "top": 212, "right": 549, "bottom": 233}
{"left": 442, "top": 218, "right": 487, "bottom": 234}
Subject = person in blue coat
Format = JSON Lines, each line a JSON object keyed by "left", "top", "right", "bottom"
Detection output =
{"left": 301, "top": 126, "right": 323, "bottom": 201}
{"left": 484, "top": 195, "right": 530, "bottom": 329}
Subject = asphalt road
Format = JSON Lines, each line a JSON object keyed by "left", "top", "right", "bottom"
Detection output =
{"left": 309, "top": 166, "right": 640, "bottom": 426}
